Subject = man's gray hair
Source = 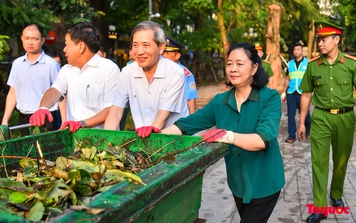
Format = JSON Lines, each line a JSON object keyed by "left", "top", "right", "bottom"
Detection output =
{"left": 131, "top": 21, "right": 166, "bottom": 46}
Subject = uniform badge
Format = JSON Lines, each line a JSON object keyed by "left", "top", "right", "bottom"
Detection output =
{"left": 345, "top": 54, "right": 356, "bottom": 61}
{"left": 318, "top": 58, "right": 322, "bottom": 66}
{"left": 317, "top": 24, "right": 323, "bottom": 31}
{"left": 190, "top": 82, "right": 196, "bottom": 90}
{"left": 340, "top": 57, "right": 344, "bottom": 64}
{"left": 183, "top": 68, "right": 191, "bottom": 76}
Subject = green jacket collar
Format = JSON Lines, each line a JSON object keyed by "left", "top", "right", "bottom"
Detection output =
{"left": 223, "top": 87, "right": 259, "bottom": 110}
{"left": 319, "top": 50, "right": 345, "bottom": 65}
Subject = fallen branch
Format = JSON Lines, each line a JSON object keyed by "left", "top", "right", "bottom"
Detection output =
{"left": 36, "top": 141, "right": 48, "bottom": 171}
{"left": 153, "top": 129, "right": 226, "bottom": 165}
{"left": 0, "top": 155, "right": 36, "bottom": 161}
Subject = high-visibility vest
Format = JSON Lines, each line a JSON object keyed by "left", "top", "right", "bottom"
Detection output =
{"left": 287, "top": 57, "right": 308, "bottom": 94}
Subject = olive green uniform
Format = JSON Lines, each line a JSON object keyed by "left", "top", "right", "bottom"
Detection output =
{"left": 262, "top": 60, "right": 274, "bottom": 78}
{"left": 300, "top": 51, "right": 356, "bottom": 207}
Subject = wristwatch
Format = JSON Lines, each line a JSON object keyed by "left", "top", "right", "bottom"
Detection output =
{"left": 79, "top": 120, "right": 87, "bottom": 128}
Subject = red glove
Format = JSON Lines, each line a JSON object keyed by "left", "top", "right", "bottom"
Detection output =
{"left": 60, "top": 121, "right": 82, "bottom": 133}
{"left": 29, "top": 108, "right": 53, "bottom": 127}
{"left": 201, "top": 129, "right": 235, "bottom": 144}
{"left": 136, "top": 126, "right": 161, "bottom": 138}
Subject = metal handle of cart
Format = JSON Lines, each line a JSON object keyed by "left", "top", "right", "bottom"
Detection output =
{"left": 0, "top": 123, "right": 33, "bottom": 141}
{"left": 8, "top": 123, "right": 32, "bottom": 131}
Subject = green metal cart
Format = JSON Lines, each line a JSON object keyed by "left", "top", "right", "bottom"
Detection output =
{"left": 0, "top": 129, "right": 228, "bottom": 223}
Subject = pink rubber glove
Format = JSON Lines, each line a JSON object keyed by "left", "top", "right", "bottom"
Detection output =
{"left": 136, "top": 126, "right": 161, "bottom": 138}
{"left": 201, "top": 129, "right": 235, "bottom": 144}
{"left": 29, "top": 108, "right": 53, "bottom": 127}
{"left": 60, "top": 121, "right": 82, "bottom": 133}
{"left": 281, "top": 92, "right": 286, "bottom": 103}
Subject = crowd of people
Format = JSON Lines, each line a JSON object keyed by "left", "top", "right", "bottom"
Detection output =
{"left": 1, "top": 19, "right": 356, "bottom": 223}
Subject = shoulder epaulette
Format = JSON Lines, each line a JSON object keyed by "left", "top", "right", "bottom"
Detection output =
{"left": 344, "top": 54, "right": 356, "bottom": 61}
{"left": 308, "top": 56, "right": 320, "bottom": 63}
{"left": 263, "top": 60, "right": 270, "bottom": 64}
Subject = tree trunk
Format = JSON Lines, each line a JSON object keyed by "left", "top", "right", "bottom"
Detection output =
{"left": 266, "top": 4, "right": 282, "bottom": 92}
{"left": 217, "top": 0, "right": 230, "bottom": 81}
{"left": 307, "top": 19, "right": 316, "bottom": 59}
{"left": 191, "top": 15, "right": 203, "bottom": 81}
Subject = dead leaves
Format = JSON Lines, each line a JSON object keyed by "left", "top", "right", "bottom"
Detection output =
{"left": 0, "top": 143, "right": 150, "bottom": 221}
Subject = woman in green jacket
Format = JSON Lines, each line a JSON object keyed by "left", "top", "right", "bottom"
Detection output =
{"left": 137, "top": 43, "right": 285, "bottom": 222}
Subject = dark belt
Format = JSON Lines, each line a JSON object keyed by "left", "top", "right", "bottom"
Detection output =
{"left": 19, "top": 111, "right": 59, "bottom": 120}
{"left": 19, "top": 112, "right": 32, "bottom": 120}
{"left": 315, "top": 107, "right": 354, "bottom": 114}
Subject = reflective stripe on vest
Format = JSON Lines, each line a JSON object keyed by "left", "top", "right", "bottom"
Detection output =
{"left": 287, "top": 57, "right": 308, "bottom": 94}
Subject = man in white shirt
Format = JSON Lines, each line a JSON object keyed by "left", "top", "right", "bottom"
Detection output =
{"left": 30, "top": 22, "right": 120, "bottom": 132}
{"left": 1, "top": 23, "right": 60, "bottom": 135}
{"left": 104, "top": 21, "right": 188, "bottom": 137}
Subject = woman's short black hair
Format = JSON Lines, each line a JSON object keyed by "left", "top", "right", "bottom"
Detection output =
{"left": 225, "top": 42, "right": 269, "bottom": 89}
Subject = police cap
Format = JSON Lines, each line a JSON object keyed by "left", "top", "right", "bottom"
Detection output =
{"left": 314, "top": 20, "right": 344, "bottom": 38}
{"left": 253, "top": 42, "right": 264, "bottom": 51}
{"left": 164, "top": 37, "right": 185, "bottom": 52}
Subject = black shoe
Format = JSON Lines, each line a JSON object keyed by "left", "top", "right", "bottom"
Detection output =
{"left": 331, "top": 198, "right": 345, "bottom": 208}
{"left": 285, "top": 136, "right": 296, "bottom": 143}
{"left": 306, "top": 213, "right": 327, "bottom": 223}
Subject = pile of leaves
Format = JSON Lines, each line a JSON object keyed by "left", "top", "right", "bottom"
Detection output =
{"left": 0, "top": 142, "right": 151, "bottom": 222}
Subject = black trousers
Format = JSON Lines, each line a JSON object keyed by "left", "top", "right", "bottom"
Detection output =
{"left": 119, "top": 107, "right": 130, "bottom": 130}
{"left": 233, "top": 190, "right": 280, "bottom": 223}
{"left": 18, "top": 110, "right": 61, "bottom": 136}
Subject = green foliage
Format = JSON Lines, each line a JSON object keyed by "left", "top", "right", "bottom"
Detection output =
{"left": 3, "top": 0, "right": 356, "bottom": 78}
{"left": 107, "top": 0, "right": 148, "bottom": 35}
{"left": 0, "top": 0, "right": 60, "bottom": 37}
{"left": 277, "top": 0, "right": 321, "bottom": 50}
{"left": 0, "top": 0, "right": 104, "bottom": 71}
{"left": 183, "top": 0, "right": 215, "bottom": 11}
{"left": 51, "top": 0, "right": 105, "bottom": 26}
{"left": 0, "top": 35, "right": 10, "bottom": 62}
{"left": 0, "top": 0, "right": 103, "bottom": 38}
{"left": 336, "top": 0, "right": 356, "bottom": 51}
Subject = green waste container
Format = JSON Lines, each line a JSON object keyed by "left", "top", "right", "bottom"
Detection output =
{"left": 0, "top": 129, "right": 228, "bottom": 223}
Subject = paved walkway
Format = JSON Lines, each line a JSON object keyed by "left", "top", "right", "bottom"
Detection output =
{"left": 198, "top": 99, "right": 356, "bottom": 223}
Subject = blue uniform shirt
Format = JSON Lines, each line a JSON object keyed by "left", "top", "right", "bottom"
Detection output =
{"left": 179, "top": 62, "right": 198, "bottom": 100}
{"left": 7, "top": 51, "right": 60, "bottom": 113}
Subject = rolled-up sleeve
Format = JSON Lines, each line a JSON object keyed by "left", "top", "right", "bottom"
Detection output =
{"left": 255, "top": 90, "right": 281, "bottom": 150}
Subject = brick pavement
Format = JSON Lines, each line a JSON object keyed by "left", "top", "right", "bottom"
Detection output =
{"left": 198, "top": 100, "right": 356, "bottom": 223}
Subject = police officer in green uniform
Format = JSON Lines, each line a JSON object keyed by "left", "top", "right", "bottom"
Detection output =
{"left": 298, "top": 20, "right": 356, "bottom": 223}
{"left": 254, "top": 42, "right": 274, "bottom": 88}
